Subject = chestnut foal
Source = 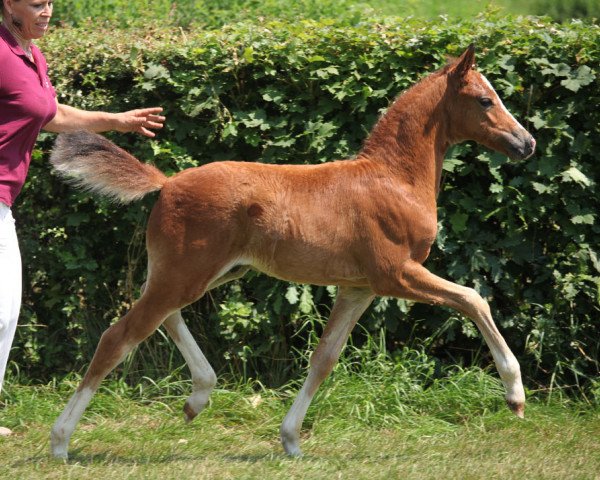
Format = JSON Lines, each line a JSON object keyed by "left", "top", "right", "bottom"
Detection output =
{"left": 49, "top": 45, "right": 535, "bottom": 458}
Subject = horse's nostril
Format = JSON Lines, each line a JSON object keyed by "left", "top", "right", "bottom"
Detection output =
{"left": 523, "top": 136, "right": 536, "bottom": 158}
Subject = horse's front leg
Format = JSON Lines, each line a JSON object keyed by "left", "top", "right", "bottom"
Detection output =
{"left": 376, "top": 260, "right": 526, "bottom": 416}
{"left": 280, "top": 286, "right": 374, "bottom": 456}
{"left": 50, "top": 289, "right": 184, "bottom": 459}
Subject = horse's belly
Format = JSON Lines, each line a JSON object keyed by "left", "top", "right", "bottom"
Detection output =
{"left": 248, "top": 241, "right": 368, "bottom": 287}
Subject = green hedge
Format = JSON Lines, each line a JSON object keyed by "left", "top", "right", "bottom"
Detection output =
{"left": 12, "top": 15, "right": 599, "bottom": 393}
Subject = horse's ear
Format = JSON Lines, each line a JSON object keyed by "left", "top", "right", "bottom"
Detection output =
{"left": 451, "top": 44, "right": 476, "bottom": 83}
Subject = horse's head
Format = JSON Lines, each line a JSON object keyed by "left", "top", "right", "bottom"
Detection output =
{"left": 445, "top": 45, "right": 535, "bottom": 160}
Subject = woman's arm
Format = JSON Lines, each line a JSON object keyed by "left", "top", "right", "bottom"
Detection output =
{"left": 43, "top": 101, "right": 165, "bottom": 137}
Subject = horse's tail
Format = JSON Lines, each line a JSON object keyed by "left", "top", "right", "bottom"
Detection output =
{"left": 50, "top": 130, "right": 168, "bottom": 204}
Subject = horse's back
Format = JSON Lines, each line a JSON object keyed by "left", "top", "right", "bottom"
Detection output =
{"left": 143, "top": 159, "right": 375, "bottom": 285}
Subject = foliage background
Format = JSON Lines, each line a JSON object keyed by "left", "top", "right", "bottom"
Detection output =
{"left": 7, "top": 6, "right": 599, "bottom": 396}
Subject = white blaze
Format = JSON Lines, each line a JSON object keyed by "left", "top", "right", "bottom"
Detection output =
{"left": 480, "top": 73, "right": 525, "bottom": 131}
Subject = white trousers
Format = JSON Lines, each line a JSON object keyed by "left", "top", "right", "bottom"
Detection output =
{"left": 0, "top": 203, "right": 22, "bottom": 395}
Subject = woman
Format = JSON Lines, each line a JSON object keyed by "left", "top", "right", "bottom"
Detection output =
{"left": 0, "top": 0, "right": 166, "bottom": 428}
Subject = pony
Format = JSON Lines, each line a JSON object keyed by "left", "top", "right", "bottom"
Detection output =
{"left": 48, "top": 45, "right": 535, "bottom": 458}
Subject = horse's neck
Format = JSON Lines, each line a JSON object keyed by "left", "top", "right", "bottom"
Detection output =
{"left": 358, "top": 76, "right": 450, "bottom": 201}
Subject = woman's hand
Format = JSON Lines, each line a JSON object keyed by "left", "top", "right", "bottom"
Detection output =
{"left": 113, "top": 107, "right": 166, "bottom": 137}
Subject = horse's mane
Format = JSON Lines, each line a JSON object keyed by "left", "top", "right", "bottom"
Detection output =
{"left": 431, "top": 56, "right": 460, "bottom": 77}
{"left": 358, "top": 57, "right": 459, "bottom": 159}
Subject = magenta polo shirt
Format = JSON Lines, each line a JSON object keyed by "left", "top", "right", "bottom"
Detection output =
{"left": 0, "top": 24, "right": 57, "bottom": 206}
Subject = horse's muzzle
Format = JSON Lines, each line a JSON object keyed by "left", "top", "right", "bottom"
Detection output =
{"left": 507, "top": 130, "right": 536, "bottom": 160}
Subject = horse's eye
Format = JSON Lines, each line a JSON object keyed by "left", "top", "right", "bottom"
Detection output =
{"left": 479, "top": 97, "right": 493, "bottom": 108}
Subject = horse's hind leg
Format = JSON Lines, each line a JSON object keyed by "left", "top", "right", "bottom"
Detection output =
{"left": 50, "top": 287, "right": 194, "bottom": 459}
{"left": 162, "top": 311, "right": 216, "bottom": 422}
{"left": 160, "top": 265, "right": 249, "bottom": 422}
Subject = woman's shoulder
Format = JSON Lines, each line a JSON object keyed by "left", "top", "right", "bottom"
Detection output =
{"left": 0, "top": 40, "right": 5, "bottom": 88}
{"left": 0, "top": 40, "right": 8, "bottom": 76}
{"left": 0, "top": 25, "right": 11, "bottom": 52}
{"left": 0, "top": 34, "right": 8, "bottom": 55}
{"left": 0, "top": 31, "right": 15, "bottom": 65}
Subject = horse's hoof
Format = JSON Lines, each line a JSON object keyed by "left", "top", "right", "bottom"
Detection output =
{"left": 507, "top": 400, "right": 525, "bottom": 418}
{"left": 283, "top": 442, "right": 303, "bottom": 458}
{"left": 50, "top": 428, "right": 69, "bottom": 460}
{"left": 50, "top": 443, "right": 69, "bottom": 460}
{"left": 281, "top": 429, "right": 303, "bottom": 457}
{"left": 183, "top": 401, "right": 199, "bottom": 423}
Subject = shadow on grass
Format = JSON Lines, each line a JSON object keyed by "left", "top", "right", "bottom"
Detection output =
{"left": 220, "top": 452, "right": 294, "bottom": 463}
{"left": 10, "top": 446, "right": 297, "bottom": 467}
{"left": 10, "top": 449, "right": 207, "bottom": 467}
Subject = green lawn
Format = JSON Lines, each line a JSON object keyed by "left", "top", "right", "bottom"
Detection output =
{"left": 367, "top": 0, "right": 537, "bottom": 19}
{"left": 1, "top": 375, "right": 599, "bottom": 479}
{"left": 52, "top": 0, "right": 594, "bottom": 29}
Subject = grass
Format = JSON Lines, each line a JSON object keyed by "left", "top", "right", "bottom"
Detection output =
{"left": 51, "top": 0, "right": 597, "bottom": 29}
{"left": 1, "top": 348, "right": 599, "bottom": 479}
{"left": 366, "top": 0, "right": 538, "bottom": 19}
